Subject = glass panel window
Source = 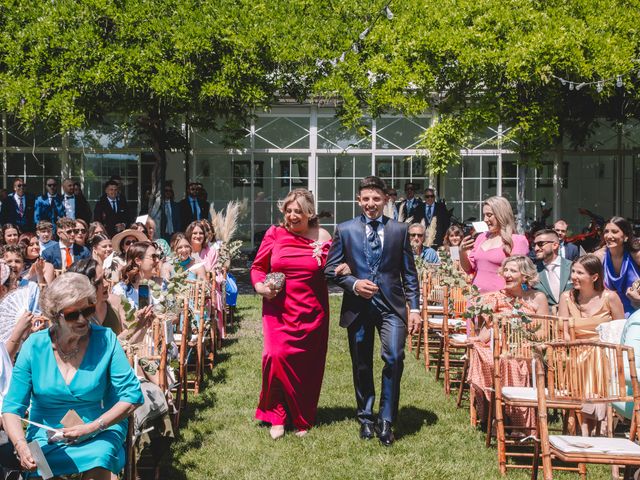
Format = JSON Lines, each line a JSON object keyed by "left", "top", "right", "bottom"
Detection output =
{"left": 377, "top": 117, "right": 430, "bottom": 150}
{"left": 317, "top": 117, "right": 371, "bottom": 150}
{"left": 254, "top": 117, "right": 309, "bottom": 149}
{"left": 83, "top": 153, "right": 139, "bottom": 213}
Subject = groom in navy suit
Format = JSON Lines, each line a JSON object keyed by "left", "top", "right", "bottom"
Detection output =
{"left": 325, "top": 176, "right": 421, "bottom": 446}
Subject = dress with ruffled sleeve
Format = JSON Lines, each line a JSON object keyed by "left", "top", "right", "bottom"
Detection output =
{"left": 250, "top": 225, "right": 331, "bottom": 430}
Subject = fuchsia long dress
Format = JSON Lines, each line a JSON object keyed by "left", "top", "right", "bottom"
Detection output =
{"left": 250, "top": 225, "right": 331, "bottom": 430}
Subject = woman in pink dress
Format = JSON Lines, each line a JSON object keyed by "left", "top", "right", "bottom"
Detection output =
{"left": 460, "top": 196, "right": 529, "bottom": 293}
{"left": 250, "top": 189, "right": 332, "bottom": 440}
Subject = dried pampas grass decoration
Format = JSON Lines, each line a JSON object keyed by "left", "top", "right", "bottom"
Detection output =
{"left": 425, "top": 216, "right": 437, "bottom": 247}
{"left": 210, "top": 199, "right": 248, "bottom": 243}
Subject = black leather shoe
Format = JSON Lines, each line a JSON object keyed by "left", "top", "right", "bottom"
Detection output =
{"left": 377, "top": 420, "right": 395, "bottom": 446}
{"left": 360, "top": 423, "right": 375, "bottom": 440}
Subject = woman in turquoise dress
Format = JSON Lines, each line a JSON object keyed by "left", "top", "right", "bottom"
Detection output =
{"left": 1, "top": 273, "right": 143, "bottom": 479}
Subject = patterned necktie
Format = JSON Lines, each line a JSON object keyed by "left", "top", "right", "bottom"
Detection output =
{"left": 18, "top": 196, "right": 24, "bottom": 217}
{"left": 426, "top": 204, "right": 433, "bottom": 223}
{"left": 368, "top": 220, "right": 381, "bottom": 266}
{"left": 111, "top": 199, "right": 117, "bottom": 212}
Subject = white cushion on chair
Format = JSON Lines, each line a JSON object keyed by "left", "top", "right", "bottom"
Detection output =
{"left": 428, "top": 317, "right": 464, "bottom": 328}
{"left": 449, "top": 333, "right": 468, "bottom": 344}
{"left": 427, "top": 305, "right": 444, "bottom": 313}
{"left": 502, "top": 386, "right": 540, "bottom": 402}
{"left": 549, "top": 435, "right": 640, "bottom": 457}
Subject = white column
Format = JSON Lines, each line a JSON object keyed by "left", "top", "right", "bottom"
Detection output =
{"left": 309, "top": 105, "right": 318, "bottom": 208}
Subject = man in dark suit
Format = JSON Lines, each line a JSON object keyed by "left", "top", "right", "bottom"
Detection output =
{"left": 325, "top": 176, "right": 421, "bottom": 447}
{"left": 533, "top": 229, "right": 573, "bottom": 312}
{"left": 34, "top": 178, "right": 66, "bottom": 230}
{"left": 2, "top": 178, "right": 36, "bottom": 232}
{"left": 41, "top": 217, "right": 91, "bottom": 270}
{"left": 396, "top": 182, "right": 423, "bottom": 224}
{"left": 420, "top": 187, "right": 450, "bottom": 248}
{"left": 179, "top": 181, "right": 209, "bottom": 231}
{"left": 553, "top": 219, "right": 580, "bottom": 261}
{"left": 93, "top": 180, "right": 132, "bottom": 237}
{"left": 160, "top": 184, "right": 181, "bottom": 240}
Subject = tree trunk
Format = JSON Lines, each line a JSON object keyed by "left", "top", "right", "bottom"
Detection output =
{"left": 140, "top": 110, "right": 167, "bottom": 236}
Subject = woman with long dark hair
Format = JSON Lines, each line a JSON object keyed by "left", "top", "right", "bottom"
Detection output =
{"left": 595, "top": 216, "right": 640, "bottom": 316}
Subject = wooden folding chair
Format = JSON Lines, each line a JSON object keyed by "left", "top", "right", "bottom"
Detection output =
{"left": 534, "top": 341, "right": 640, "bottom": 480}
{"left": 417, "top": 270, "right": 451, "bottom": 371}
{"left": 434, "top": 285, "right": 468, "bottom": 395}
{"left": 175, "top": 279, "right": 207, "bottom": 404}
{"left": 491, "top": 314, "right": 576, "bottom": 475}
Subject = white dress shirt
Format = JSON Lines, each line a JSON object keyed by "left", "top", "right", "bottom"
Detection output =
{"left": 63, "top": 195, "right": 76, "bottom": 219}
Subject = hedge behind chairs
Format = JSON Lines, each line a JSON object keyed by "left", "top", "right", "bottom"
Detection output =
{"left": 534, "top": 341, "right": 640, "bottom": 480}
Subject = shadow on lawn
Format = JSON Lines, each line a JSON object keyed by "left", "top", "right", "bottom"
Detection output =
{"left": 316, "top": 405, "right": 438, "bottom": 438}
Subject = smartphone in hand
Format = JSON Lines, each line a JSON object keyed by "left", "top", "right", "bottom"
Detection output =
{"left": 138, "top": 284, "right": 150, "bottom": 309}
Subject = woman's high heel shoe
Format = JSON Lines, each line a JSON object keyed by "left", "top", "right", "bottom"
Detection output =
{"left": 269, "top": 425, "right": 285, "bottom": 440}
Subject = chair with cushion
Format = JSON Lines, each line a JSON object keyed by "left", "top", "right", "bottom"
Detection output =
{"left": 534, "top": 341, "right": 640, "bottom": 480}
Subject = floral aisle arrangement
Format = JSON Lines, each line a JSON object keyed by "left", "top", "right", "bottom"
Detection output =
{"left": 210, "top": 200, "right": 246, "bottom": 270}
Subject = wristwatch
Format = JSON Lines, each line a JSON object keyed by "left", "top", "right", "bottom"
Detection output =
{"left": 98, "top": 417, "right": 108, "bottom": 431}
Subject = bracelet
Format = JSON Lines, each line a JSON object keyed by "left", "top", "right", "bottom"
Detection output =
{"left": 97, "top": 417, "right": 108, "bottom": 431}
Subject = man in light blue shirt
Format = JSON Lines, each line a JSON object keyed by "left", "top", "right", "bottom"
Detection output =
{"left": 409, "top": 223, "right": 439, "bottom": 263}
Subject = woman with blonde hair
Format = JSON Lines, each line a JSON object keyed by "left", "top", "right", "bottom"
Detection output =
{"left": 467, "top": 255, "right": 548, "bottom": 427}
{"left": 251, "top": 188, "right": 332, "bottom": 439}
{"left": 460, "top": 196, "right": 529, "bottom": 293}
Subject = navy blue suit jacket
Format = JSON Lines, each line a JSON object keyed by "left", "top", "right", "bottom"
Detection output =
{"left": 562, "top": 242, "right": 580, "bottom": 262}
{"left": 325, "top": 215, "right": 420, "bottom": 328}
{"left": 2, "top": 193, "right": 36, "bottom": 232}
{"left": 41, "top": 242, "right": 91, "bottom": 270}
{"left": 34, "top": 194, "right": 66, "bottom": 226}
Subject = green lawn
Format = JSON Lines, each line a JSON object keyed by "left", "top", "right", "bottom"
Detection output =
{"left": 167, "top": 294, "right": 605, "bottom": 480}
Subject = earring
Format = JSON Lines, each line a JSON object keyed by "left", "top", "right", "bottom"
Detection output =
{"left": 521, "top": 282, "right": 529, "bottom": 291}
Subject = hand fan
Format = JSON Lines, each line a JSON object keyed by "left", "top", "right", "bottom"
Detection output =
{"left": 0, "top": 286, "right": 31, "bottom": 343}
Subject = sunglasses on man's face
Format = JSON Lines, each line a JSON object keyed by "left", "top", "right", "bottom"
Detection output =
{"left": 15, "top": 184, "right": 25, "bottom": 188}
{"left": 63, "top": 229, "right": 78, "bottom": 235}
{"left": 60, "top": 305, "right": 96, "bottom": 322}
{"left": 409, "top": 233, "right": 424, "bottom": 238}
{"left": 533, "top": 240, "right": 555, "bottom": 248}
{"left": 47, "top": 183, "right": 57, "bottom": 188}
{"left": 425, "top": 194, "right": 435, "bottom": 198}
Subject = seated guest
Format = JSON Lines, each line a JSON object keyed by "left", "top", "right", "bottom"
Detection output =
{"left": 18, "top": 233, "right": 53, "bottom": 285}
{"left": 532, "top": 229, "right": 573, "bottom": 312}
{"left": 408, "top": 223, "right": 439, "bottom": 264}
{"left": 0, "top": 247, "right": 42, "bottom": 319}
{"left": 595, "top": 217, "right": 640, "bottom": 317}
{"left": 41, "top": 217, "right": 91, "bottom": 271}
{"left": 68, "top": 259, "right": 125, "bottom": 335}
{"left": 443, "top": 224, "right": 464, "bottom": 251}
{"left": 91, "top": 233, "right": 115, "bottom": 265}
{"left": 35, "top": 220, "right": 56, "bottom": 251}
{"left": 112, "top": 241, "right": 164, "bottom": 309}
{"left": 558, "top": 254, "right": 625, "bottom": 436}
{"left": 185, "top": 221, "right": 219, "bottom": 272}
{"left": 1, "top": 225, "right": 20, "bottom": 247}
{"left": 1, "top": 273, "right": 143, "bottom": 479}
{"left": 170, "top": 233, "right": 207, "bottom": 281}
{"left": 75, "top": 219, "right": 89, "bottom": 247}
{"left": 468, "top": 256, "right": 548, "bottom": 427}
{"left": 558, "top": 254, "right": 625, "bottom": 339}
{"left": 87, "top": 221, "right": 107, "bottom": 240}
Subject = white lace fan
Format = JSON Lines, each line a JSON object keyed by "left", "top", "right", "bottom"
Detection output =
{"left": 0, "top": 287, "right": 31, "bottom": 344}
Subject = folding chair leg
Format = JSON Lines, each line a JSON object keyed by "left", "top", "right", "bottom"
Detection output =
{"left": 485, "top": 392, "right": 494, "bottom": 448}
{"left": 457, "top": 352, "right": 469, "bottom": 408}
{"left": 435, "top": 338, "right": 444, "bottom": 380}
{"left": 423, "top": 321, "right": 430, "bottom": 371}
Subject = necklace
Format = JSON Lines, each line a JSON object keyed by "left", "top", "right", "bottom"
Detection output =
{"left": 52, "top": 329, "right": 88, "bottom": 361}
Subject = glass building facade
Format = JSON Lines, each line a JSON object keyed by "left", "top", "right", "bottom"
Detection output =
{"left": 2, "top": 106, "right": 639, "bottom": 243}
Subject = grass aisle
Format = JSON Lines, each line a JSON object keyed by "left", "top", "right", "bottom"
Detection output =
{"left": 168, "top": 294, "right": 582, "bottom": 480}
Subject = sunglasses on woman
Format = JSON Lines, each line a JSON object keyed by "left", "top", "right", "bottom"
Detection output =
{"left": 60, "top": 305, "right": 96, "bottom": 322}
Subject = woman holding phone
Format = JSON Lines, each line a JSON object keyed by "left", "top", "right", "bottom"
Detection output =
{"left": 111, "top": 241, "right": 163, "bottom": 310}
{"left": 459, "top": 196, "right": 529, "bottom": 293}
